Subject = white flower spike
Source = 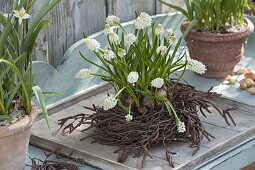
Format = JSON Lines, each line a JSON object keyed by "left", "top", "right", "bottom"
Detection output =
{"left": 135, "top": 12, "right": 152, "bottom": 30}
{"left": 103, "top": 49, "right": 115, "bottom": 60}
{"left": 125, "top": 114, "right": 133, "bottom": 122}
{"left": 164, "top": 29, "right": 175, "bottom": 43}
{"left": 84, "top": 38, "right": 101, "bottom": 52}
{"left": 177, "top": 121, "right": 186, "bottom": 133}
{"left": 106, "top": 15, "right": 120, "bottom": 26}
{"left": 128, "top": 72, "right": 139, "bottom": 84}
{"left": 151, "top": 78, "right": 164, "bottom": 88}
{"left": 75, "top": 69, "right": 92, "bottom": 79}
{"left": 155, "top": 24, "right": 164, "bottom": 36}
{"left": 187, "top": 59, "right": 207, "bottom": 74}
{"left": 109, "top": 32, "right": 119, "bottom": 43}
{"left": 103, "top": 95, "right": 118, "bottom": 110}
{"left": 117, "top": 48, "right": 126, "bottom": 57}
{"left": 104, "top": 24, "right": 113, "bottom": 35}
{"left": 125, "top": 33, "right": 137, "bottom": 45}
{"left": 13, "top": 7, "right": 30, "bottom": 25}
{"left": 156, "top": 46, "right": 167, "bottom": 56}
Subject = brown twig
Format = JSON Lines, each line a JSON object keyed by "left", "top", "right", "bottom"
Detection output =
{"left": 58, "top": 81, "right": 236, "bottom": 168}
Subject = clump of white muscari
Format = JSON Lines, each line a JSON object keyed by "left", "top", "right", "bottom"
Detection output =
{"left": 125, "top": 114, "right": 133, "bottom": 122}
{"left": 106, "top": 15, "right": 120, "bottom": 26}
{"left": 127, "top": 72, "right": 139, "bottom": 84}
{"left": 135, "top": 12, "right": 152, "bottom": 30}
{"left": 75, "top": 69, "right": 92, "bottom": 79}
{"left": 125, "top": 33, "right": 137, "bottom": 45}
{"left": 103, "top": 49, "right": 115, "bottom": 60}
{"left": 155, "top": 24, "right": 164, "bottom": 36}
{"left": 104, "top": 24, "right": 113, "bottom": 35}
{"left": 177, "top": 121, "right": 186, "bottom": 133}
{"left": 117, "top": 48, "right": 126, "bottom": 57}
{"left": 109, "top": 32, "right": 119, "bottom": 43}
{"left": 156, "top": 46, "right": 167, "bottom": 56}
{"left": 103, "top": 95, "right": 118, "bottom": 110}
{"left": 151, "top": 78, "right": 164, "bottom": 88}
{"left": 13, "top": 7, "right": 30, "bottom": 25}
{"left": 84, "top": 38, "right": 101, "bottom": 52}
{"left": 187, "top": 59, "right": 207, "bottom": 74}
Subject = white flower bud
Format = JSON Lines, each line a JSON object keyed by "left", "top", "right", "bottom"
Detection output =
{"left": 125, "top": 33, "right": 137, "bottom": 45}
{"left": 109, "top": 32, "right": 119, "bottom": 43}
{"left": 127, "top": 72, "right": 139, "bottom": 84}
{"left": 155, "top": 24, "right": 164, "bottom": 36}
{"left": 104, "top": 24, "right": 113, "bottom": 35}
{"left": 135, "top": 12, "right": 152, "bottom": 30}
{"left": 117, "top": 48, "right": 126, "bottom": 57}
{"left": 103, "top": 95, "right": 118, "bottom": 110}
{"left": 187, "top": 59, "right": 207, "bottom": 74}
{"left": 151, "top": 78, "right": 164, "bottom": 88}
{"left": 125, "top": 114, "right": 133, "bottom": 122}
{"left": 106, "top": 15, "right": 120, "bottom": 26}
{"left": 177, "top": 121, "right": 186, "bottom": 133}
{"left": 103, "top": 49, "right": 115, "bottom": 60}
{"left": 75, "top": 69, "right": 92, "bottom": 79}
{"left": 156, "top": 46, "right": 168, "bottom": 56}
{"left": 84, "top": 38, "right": 101, "bottom": 52}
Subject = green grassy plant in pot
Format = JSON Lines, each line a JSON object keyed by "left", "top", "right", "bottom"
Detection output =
{"left": 58, "top": 13, "right": 236, "bottom": 167}
{"left": 0, "top": 0, "right": 60, "bottom": 169}
{"left": 160, "top": 0, "right": 254, "bottom": 79}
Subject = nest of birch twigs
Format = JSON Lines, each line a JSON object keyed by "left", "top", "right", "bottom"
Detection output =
{"left": 58, "top": 80, "right": 236, "bottom": 168}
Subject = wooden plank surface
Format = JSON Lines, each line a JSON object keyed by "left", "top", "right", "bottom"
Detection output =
{"left": 46, "top": 0, "right": 106, "bottom": 67}
{"left": 107, "top": 0, "right": 157, "bottom": 22}
{"left": 30, "top": 91, "right": 255, "bottom": 170}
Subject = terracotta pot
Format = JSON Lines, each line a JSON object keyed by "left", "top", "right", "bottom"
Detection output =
{"left": 181, "top": 18, "right": 254, "bottom": 79}
{"left": 0, "top": 105, "right": 38, "bottom": 170}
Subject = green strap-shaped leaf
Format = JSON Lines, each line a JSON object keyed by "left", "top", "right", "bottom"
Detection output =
{"left": 32, "top": 86, "right": 50, "bottom": 129}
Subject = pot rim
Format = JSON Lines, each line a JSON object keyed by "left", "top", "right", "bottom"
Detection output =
{"left": 0, "top": 104, "right": 38, "bottom": 137}
{"left": 181, "top": 18, "right": 255, "bottom": 42}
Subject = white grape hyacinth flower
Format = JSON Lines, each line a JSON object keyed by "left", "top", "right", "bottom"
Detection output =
{"left": 117, "top": 48, "right": 126, "bottom": 57}
{"left": 151, "top": 78, "right": 164, "bottom": 88}
{"left": 155, "top": 24, "right": 164, "bottom": 36}
{"left": 106, "top": 15, "right": 120, "bottom": 26}
{"left": 156, "top": 46, "right": 167, "bottom": 56}
{"left": 103, "top": 95, "right": 118, "bottom": 110}
{"left": 127, "top": 72, "right": 139, "bottom": 84}
{"left": 103, "top": 49, "right": 115, "bottom": 60}
{"left": 177, "top": 121, "right": 186, "bottom": 133}
{"left": 164, "top": 29, "right": 174, "bottom": 42}
{"left": 109, "top": 32, "right": 119, "bottom": 43}
{"left": 187, "top": 59, "right": 207, "bottom": 74}
{"left": 13, "top": 7, "right": 31, "bottom": 25}
{"left": 135, "top": 12, "right": 152, "bottom": 30}
{"left": 125, "top": 114, "right": 133, "bottom": 122}
{"left": 75, "top": 69, "right": 92, "bottom": 79}
{"left": 125, "top": 33, "right": 137, "bottom": 45}
{"left": 84, "top": 38, "right": 101, "bottom": 52}
{"left": 104, "top": 24, "right": 113, "bottom": 35}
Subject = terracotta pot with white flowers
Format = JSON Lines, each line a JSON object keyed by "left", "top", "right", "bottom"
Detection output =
{"left": 161, "top": 0, "right": 254, "bottom": 79}
{"left": 0, "top": 1, "right": 59, "bottom": 169}
{"left": 58, "top": 13, "right": 236, "bottom": 168}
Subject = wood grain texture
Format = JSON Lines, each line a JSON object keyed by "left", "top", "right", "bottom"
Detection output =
{"left": 0, "top": 0, "right": 13, "bottom": 14}
{"left": 1, "top": 0, "right": 172, "bottom": 66}
{"left": 107, "top": 0, "right": 157, "bottom": 22}
{"left": 46, "top": 0, "right": 106, "bottom": 67}
{"left": 30, "top": 90, "right": 255, "bottom": 170}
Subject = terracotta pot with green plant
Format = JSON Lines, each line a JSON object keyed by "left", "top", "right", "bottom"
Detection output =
{"left": 0, "top": 0, "right": 60, "bottom": 169}
{"left": 160, "top": 0, "right": 254, "bottom": 79}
